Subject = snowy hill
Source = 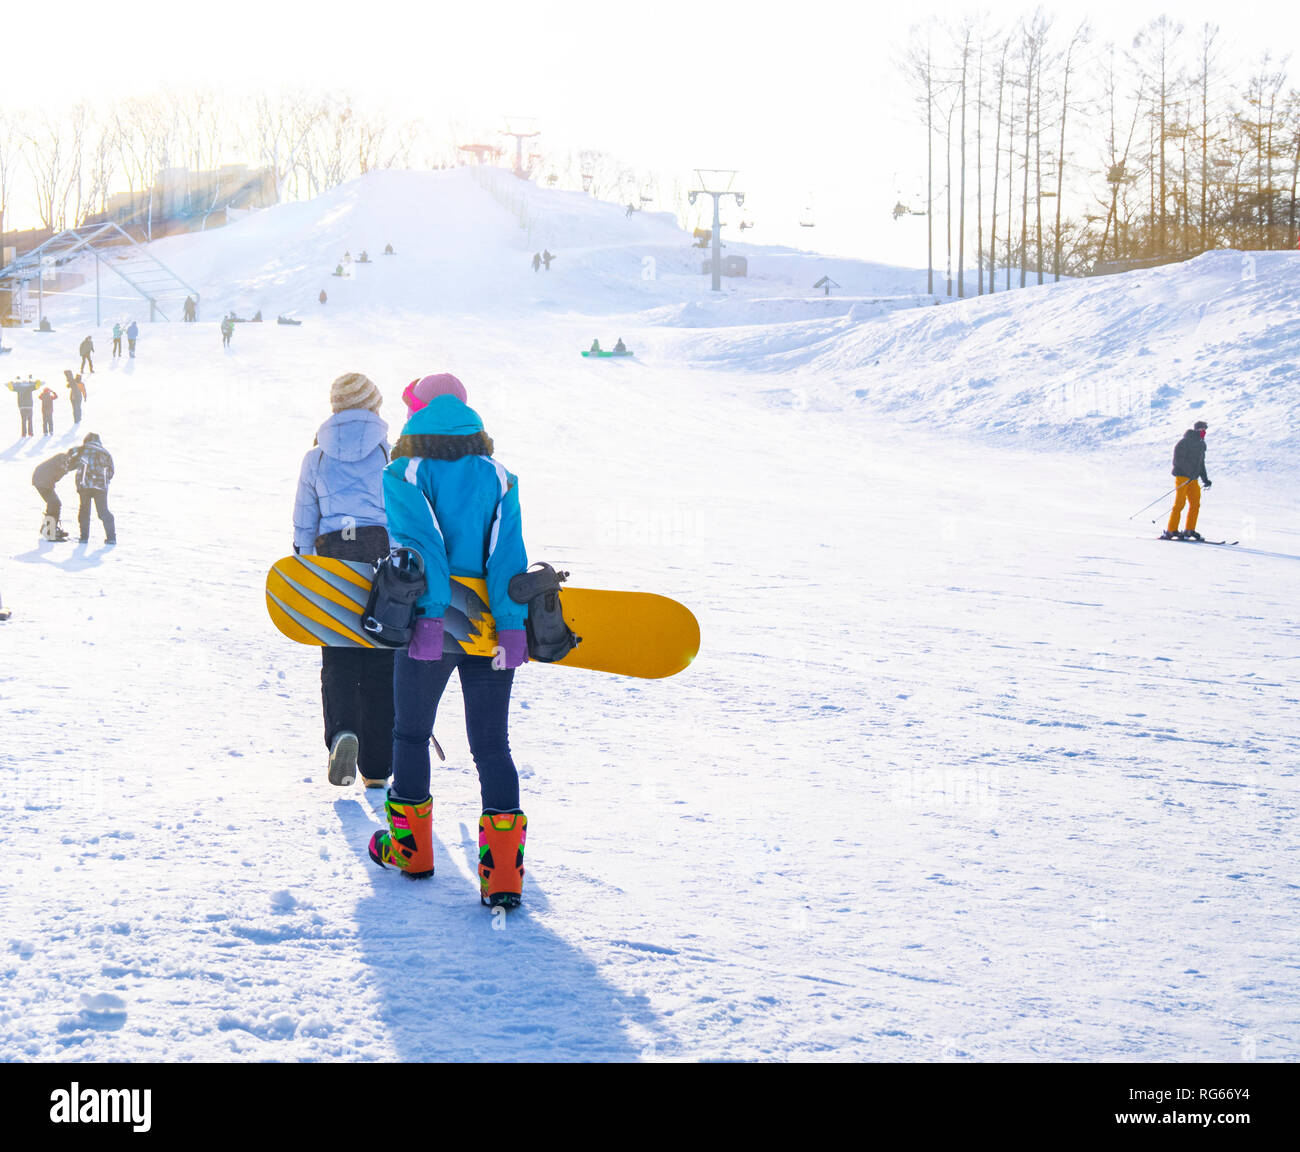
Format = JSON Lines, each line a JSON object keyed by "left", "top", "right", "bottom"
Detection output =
{"left": 1, "top": 170, "right": 1297, "bottom": 1063}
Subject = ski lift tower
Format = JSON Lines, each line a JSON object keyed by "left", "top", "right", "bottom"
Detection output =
{"left": 502, "top": 118, "right": 541, "bottom": 179}
{"left": 689, "top": 169, "right": 744, "bottom": 292}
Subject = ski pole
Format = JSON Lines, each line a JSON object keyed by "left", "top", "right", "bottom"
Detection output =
{"left": 1129, "top": 477, "right": 1192, "bottom": 520}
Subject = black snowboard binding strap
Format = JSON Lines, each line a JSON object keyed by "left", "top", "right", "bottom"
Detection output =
{"left": 508, "top": 562, "right": 581, "bottom": 663}
{"left": 362, "top": 548, "right": 427, "bottom": 647}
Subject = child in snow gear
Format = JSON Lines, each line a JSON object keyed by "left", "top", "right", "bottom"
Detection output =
{"left": 79, "top": 335, "right": 95, "bottom": 374}
{"left": 1164, "top": 421, "right": 1212, "bottom": 540}
{"left": 294, "top": 372, "right": 395, "bottom": 788}
{"left": 74, "top": 433, "right": 116, "bottom": 544}
{"left": 220, "top": 316, "right": 235, "bottom": 347}
{"left": 111, "top": 323, "right": 123, "bottom": 357}
{"left": 370, "top": 372, "right": 531, "bottom": 901}
{"left": 126, "top": 321, "right": 138, "bottom": 358}
{"left": 64, "top": 370, "right": 86, "bottom": 423}
{"left": 7, "top": 375, "right": 39, "bottom": 436}
{"left": 32, "top": 450, "right": 78, "bottom": 541}
{"left": 38, "top": 385, "right": 58, "bottom": 435}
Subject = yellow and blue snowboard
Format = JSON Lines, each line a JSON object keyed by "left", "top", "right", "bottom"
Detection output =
{"left": 265, "top": 555, "right": 698, "bottom": 680}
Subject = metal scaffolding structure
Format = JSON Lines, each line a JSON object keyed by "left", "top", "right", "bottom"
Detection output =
{"left": 0, "top": 221, "right": 200, "bottom": 325}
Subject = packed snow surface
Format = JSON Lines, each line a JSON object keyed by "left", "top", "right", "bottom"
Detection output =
{"left": 1, "top": 169, "right": 1297, "bottom": 1061}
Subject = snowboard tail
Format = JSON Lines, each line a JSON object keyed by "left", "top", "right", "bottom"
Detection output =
{"left": 266, "top": 555, "right": 698, "bottom": 679}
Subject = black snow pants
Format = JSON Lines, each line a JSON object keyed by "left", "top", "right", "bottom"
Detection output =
{"left": 316, "top": 525, "right": 394, "bottom": 780}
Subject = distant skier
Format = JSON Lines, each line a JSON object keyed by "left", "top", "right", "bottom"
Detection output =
{"left": 367, "top": 372, "right": 530, "bottom": 908}
{"left": 126, "top": 321, "right": 139, "bottom": 358}
{"left": 7, "top": 374, "right": 39, "bottom": 437}
{"left": 32, "top": 449, "right": 78, "bottom": 541}
{"left": 112, "top": 322, "right": 123, "bottom": 357}
{"left": 1162, "top": 420, "right": 1212, "bottom": 541}
{"left": 79, "top": 335, "right": 95, "bottom": 374}
{"left": 64, "top": 370, "right": 87, "bottom": 423}
{"left": 74, "top": 432, "right": 116, "bottom": 545}
{"left": 532, "top": 252, "right": 541, "bottom": 273}
{"left": 294, "top": 372, "right": 395, "bottom": 790}
{"left": 38, "top": 384, "right": 58, "bottom": 435}
{"left": 221, "top": 316, "right": 235, "bottom": 348}
{"left": 542, "top": 249, "right": 554, "bottom": 271}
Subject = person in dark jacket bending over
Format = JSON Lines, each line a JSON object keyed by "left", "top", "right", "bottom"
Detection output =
{"left": 1163, "top": 420, "right": 1212, "bottom": 541}
{"left": 366, "top": 372, "right": 530, "bottom": 910}
{"left": 294, "top": 372, "right": 395, "bottom": 789}
{"left": 32, "top": 450, "right": 78, "bottom": 540}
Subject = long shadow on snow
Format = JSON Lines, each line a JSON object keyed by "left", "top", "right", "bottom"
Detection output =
{"left": 337, "top": 798, "right": 658, "bottom": 1061}
{"left": 12, "top": 541, "right": 110, "bottom": 569}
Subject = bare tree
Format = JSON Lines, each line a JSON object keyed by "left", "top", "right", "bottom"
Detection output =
{"left": 0, "top": 113, "right": 24, "bottom": 266}
{"left": 988, "top": 35, "right": 1012, "bottom": 292}
{"left": 1053, "top": 20, "right": 1090, "bottom": 280}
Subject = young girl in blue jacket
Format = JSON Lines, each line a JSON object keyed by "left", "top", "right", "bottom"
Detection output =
{"left": 368, "top": 373, "right": 530, "bottom": 909}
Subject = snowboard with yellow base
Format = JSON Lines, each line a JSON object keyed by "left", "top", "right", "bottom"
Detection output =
{"left": 265, "top": 554, "right": 699, "bottom": 679}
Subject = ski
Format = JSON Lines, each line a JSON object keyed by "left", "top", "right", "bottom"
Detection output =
{"left": 1154, "top": 536, "right": 1238, "bottom": 546}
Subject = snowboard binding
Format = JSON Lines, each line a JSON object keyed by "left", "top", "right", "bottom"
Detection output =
{"left": 39, "top": 516, "right": 69, "bottom": 542}
{"left": 509, "top": 562, "right": 581, "bottom": 663}
{"left": 361, "top": 548, "right": 427, "bottom": 647}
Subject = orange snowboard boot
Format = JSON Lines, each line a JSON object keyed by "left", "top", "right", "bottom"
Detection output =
{"left": 478, "top": 810, "right": 527, "bottom": 909}
{"left": 368, "top": 793, "right": 434, "bottom": 879}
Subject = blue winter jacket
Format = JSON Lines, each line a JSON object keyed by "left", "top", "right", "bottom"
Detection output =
{"left": 294, "top": 409, "right": 390, "bottom": 554}
{"left": 383, "top": 395, "right": 528, "bottom": 629}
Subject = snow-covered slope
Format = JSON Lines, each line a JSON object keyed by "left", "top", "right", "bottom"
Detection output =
{"left": 1, "top": 170, "right": 1297, "bottom": 1062}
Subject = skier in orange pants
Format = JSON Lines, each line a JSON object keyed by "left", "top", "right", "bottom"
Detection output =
{"left": 1162, "top": 421, "right": 1212, "bottom": 540}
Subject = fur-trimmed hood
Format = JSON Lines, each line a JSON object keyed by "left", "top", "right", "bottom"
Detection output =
{"left": 392, "top": 394, "right": 494, "bottom": 461}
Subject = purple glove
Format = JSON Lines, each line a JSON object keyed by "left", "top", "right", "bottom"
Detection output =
{"left": 493, "top": 629, "right": 529, "bottom": 670}
{"left": 407, "top": 617, "right": 444, "bottom": 662}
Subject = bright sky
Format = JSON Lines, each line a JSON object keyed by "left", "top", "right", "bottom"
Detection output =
{"left": 5, "top": 0, "right": 1296, "bottom": 267}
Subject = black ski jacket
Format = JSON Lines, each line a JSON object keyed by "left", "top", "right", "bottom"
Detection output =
{"left": 1171, "top": 430, "right": 1209, "bottom": 482}
{"left": 32, "top": 452, "right": 76, "bottom": 488}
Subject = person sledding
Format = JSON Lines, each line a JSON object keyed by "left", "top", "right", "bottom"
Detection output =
{"left": 367, "top": 372, "right": 531, "bottom": 909}
{"left": 589, "top": 339, "right": 602, "bottom": 354}
{"left": 1161, "top": 420, "right": 1212, "bottom": 541}
{"left": 613, "top": 338, "right": 627, "bottom": 354}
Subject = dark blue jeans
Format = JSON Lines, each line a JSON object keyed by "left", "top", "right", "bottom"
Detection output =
{"left": 391, "top": 647, "right": 519, "bottom": 812}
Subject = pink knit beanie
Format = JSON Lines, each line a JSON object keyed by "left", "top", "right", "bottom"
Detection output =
{"left": 402, "top": 372, "right": 467, "bottom": 414}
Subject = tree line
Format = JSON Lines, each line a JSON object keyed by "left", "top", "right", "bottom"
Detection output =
{"left": 904, "top": 10, "right": 1300, "bottom": 296}
{"left": 0, "top": 90, "right": 673, "bottom": 253}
